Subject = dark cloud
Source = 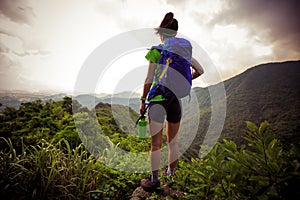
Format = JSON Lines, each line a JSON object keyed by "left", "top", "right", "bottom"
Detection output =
{"left": 0, "top": 0, "right": 35, "bottom": 25}
{"left": 210, "top": 0, "right": 300, "bottom": 60}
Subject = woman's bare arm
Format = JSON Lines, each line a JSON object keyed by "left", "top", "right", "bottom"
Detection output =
{"left": 140, "top": 61, "right": 156, "bottom": 115}
{"left": 142, "top": 61, "right": 156, "bottom": 98}
{"left": 190, "top": 57, "right": 204, "bottom": 80}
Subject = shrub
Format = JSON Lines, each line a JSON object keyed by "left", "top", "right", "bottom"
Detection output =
{"left": 174, "top": 121, "right": 300, "bottom": 199}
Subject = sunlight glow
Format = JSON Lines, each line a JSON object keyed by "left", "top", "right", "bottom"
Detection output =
{"left": 96, "top": 50, "right": 148, "bottom": 94}
{"left": 252, "top": 45, "right": 273, "bottom": 57}
{"left": 212, "top": 24, "right": 248, "bottom": 47}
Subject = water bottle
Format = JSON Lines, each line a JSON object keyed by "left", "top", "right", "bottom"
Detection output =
{"left": 138, "top": 116, "right": 147, "bottom": 139}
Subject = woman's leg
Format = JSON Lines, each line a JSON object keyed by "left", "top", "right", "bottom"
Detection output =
{"left": 166, "top": 121, "right": 180, "bottom": 172}
{"left": 149, "top": 118, "right": 163, "bottom": 181}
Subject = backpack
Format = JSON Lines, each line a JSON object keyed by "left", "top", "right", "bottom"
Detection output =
{"left": 155, "top": 37, "right": 192, "bottom": 100}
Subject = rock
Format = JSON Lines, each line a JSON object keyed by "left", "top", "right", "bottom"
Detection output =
{"left": 130, "top": 181, "right": 184, "bottom": 200}
{"left": 130, "top": 186, "right": 151, "bottom": 200}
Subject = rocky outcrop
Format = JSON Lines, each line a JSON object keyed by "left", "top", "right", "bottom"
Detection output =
{"left": 130, "top": 182, "right": 184, "bottom": 200}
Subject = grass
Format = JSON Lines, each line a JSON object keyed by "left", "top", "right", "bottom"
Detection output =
{"left": 0, "top": 137, "right": 143, "bottom": 200}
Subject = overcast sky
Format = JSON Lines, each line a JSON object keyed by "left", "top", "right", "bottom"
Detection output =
{"left": 0, "top": 0, "right": 299, "bottom": 94}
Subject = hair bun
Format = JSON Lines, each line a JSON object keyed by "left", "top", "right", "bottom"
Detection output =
{"left": 155, "top": 12, "right": 178, "bottom": 35}
{"left": 159, "top": 12, "right": 174, "bottom": 29}
{"left": 165, "top": 12, "right": 174, "bottom": 20}
{"left": 162, "top": 12, "right": 174, "bottom": 25}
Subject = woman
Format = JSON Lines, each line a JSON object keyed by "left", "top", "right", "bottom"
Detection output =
{"left": 140, "top": 12, "right": 204, "bottom": 190}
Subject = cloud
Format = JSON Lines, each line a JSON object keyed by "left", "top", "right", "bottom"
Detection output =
{"left": 0, "top": 0, "right": 35, "bottom": 25}
{"left": 0, "top": 54, "right": 13, "bottom": 67}
{"left": 0, "top": 0, "right": 50, "bottom": 66}
{"left": 0, "top": 32, "right": 50, "bottom": 58}
{"left": 0, "top": 54, "right": 22, "bottom": 90}
{"left": 0, "top": 52, "right": 52, "bottom": 91}
{"left": 209, "top": 0, "right": 300, "bottom": 60}
{"left": 165, "top": 0, "right": 189, "bottom": 9}
{"left": 95, "top": 0, "right": 165, "bottom": 31}
{"left": 0, "top": 0, "right": 51, "bottom": 91}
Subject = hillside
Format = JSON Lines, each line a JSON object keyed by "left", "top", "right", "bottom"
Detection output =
{"left": 224, "top": 61, "right": 299, "bottom": 142}
{"left": 191, "top": 60, "right": 300, "bottom": 152}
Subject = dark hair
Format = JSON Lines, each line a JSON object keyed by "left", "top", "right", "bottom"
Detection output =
{"left": 155, "top": 12, "right": 178, "bottom": 37}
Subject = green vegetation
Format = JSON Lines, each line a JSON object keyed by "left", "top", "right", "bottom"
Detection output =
{"left": 174, "top": 121, "right": 300, "bottom": 199}
{"left": 0, "top": 137, "right": 144, "bottom": 199}
{"left": 0, "top": 99, "right": 146, "bottom": 199}
{"left": 0, "top": 97, "right": 79, "bottom": 150}
{"left": 0, "top": 96, "right": 299, "bottom": 199}
{"left": 95, "top": 102, "right": 150, "bottom": 153}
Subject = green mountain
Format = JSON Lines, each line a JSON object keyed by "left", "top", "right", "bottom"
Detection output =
{"left": 191, "top": 60, "right": 300, "bottom": 152}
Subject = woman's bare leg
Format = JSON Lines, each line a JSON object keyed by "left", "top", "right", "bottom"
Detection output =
{"left": 166, "top": 121, "right": 180, "bottom": 170}
{"left": 149, "top": 119, "right": 163, "bottom": 179}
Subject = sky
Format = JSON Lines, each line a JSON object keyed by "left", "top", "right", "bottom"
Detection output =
{"left": 0, "top": 0, "right": 299, "bottom": 94}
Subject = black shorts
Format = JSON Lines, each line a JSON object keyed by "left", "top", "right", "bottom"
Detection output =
{"left": 148, "top": 99, "right": 182, "bottom": 123}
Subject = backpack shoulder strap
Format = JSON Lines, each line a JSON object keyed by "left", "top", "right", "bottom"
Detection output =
{"left": 159, "top": 57, "right": 171, "bottom": 81}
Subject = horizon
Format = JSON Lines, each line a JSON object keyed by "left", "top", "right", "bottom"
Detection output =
{"left": 0, "top": 59, "right": 298, "bottom": 96}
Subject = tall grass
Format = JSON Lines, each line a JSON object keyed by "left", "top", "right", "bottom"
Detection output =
{"left": 0, "top": 137, "right": 144, "bottom": 200}
{"left": 0, "top": 137, "right": 101, "bottom": 199}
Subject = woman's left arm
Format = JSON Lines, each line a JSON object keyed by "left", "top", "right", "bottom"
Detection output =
{"left": 190, "top": 57, "right": 204, "bottom": 80}
{"left": 140, "top": 61, "right": 156, "bottom": 115}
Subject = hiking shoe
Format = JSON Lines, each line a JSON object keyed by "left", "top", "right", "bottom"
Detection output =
{"left": 161, "top": 170, "right": 169, "bottom": 176}
{"left": 161, "top": 168, "right": 175, "bottom": 177}
{"left": 141, "top": 177, "right": 160, "bottom": 192}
